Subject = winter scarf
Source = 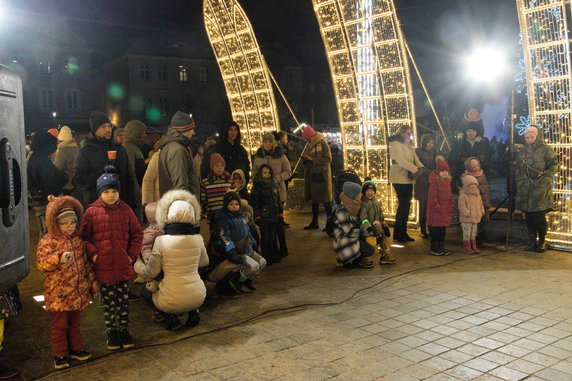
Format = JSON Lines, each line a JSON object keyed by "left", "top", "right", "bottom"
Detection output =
{"left": 340, "top": 192, "right": 361, "bottom": 217}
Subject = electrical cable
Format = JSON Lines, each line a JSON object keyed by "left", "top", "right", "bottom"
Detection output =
{"left": 31, "top": 251, "right": 500, "bottom": 380}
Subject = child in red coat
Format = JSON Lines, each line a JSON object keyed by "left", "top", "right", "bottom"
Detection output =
{"left": 426, "top": 160, "right": 453, "bottom": 255}
{"left": 82, "top": 166, "right": 143, "bottom": 351}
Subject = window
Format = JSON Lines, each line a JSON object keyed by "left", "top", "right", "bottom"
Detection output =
{"left": 140, "top": 63, "right": 150, "bottom": 80}
{"left": 159, "top": 97, "right": 169, "bottom": 118}
{"left": 158, "top": 65, "right": 167, "bottom": 81}
{"left": 39, "top": 59, "right": 52, "bottom": 75}
{"left": 65, "top": 89, "right": 80, "bottom": 110}
{"left": 40, "top": 89, "right": 55, "bottom": 110}
{"left": 179, "top": 65, "right": 188, "bottom": 82}
{"left": 199, "top": 67, "right": 207, "bottom": 83}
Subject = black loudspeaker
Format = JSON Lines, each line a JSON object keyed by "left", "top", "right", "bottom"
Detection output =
{"left": 0, "top": 64, "right": 29, "bottom": 291}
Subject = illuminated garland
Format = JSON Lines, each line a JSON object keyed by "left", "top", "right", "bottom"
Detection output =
{"left": 203, "top": 0, "right": 280, "bottom": 155}
{"left": 312, "top": 0, "right": 416, "bottom": 221}
{"left": 517, "top": 0, "right": 572, "bottom": 247}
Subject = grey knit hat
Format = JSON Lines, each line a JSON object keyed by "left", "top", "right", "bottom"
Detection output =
{"left": 262, "top": 132, "right": 275, "bottom": 143}
{"left": 342, "top": 182, "right": 362, "bottom": 200}
{"left": 170, "top": 111, "right": 195, "bottom": 132}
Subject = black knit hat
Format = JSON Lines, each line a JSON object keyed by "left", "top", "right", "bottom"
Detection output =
{"left": 96, "top": 165, "right": 120, "bottom": 196}
{"left": 362, "top": 177, "right": 377, "bottom": 194}
{"left": 89, "top": 111, "right": 111, "bottom": 135}
{"left": 170, "top": 111, "right": 195, "bottom": 133}
{"left": 222, "top": 191, "right": 241, "bottom": 211}
{"left": 31, "top": 130, "right": 57, "bottom": 156}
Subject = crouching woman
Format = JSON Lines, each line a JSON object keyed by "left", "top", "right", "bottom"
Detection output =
{"left": 135, "top": 190, "right": 209, "bottom": 331}
{"left": 332, "top": 182, "right": 375, "bottom": 268}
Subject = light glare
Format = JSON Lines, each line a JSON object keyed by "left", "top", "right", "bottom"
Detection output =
{"left": 464, "top": 46, "right": 509, "bottom": 83}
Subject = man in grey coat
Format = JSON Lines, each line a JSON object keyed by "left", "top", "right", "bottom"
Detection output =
{"left": 157, "top": 111, "right": 200, "bottom": 198}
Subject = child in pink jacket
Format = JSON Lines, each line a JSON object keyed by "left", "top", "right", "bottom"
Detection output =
{"left": 458, "top": 175, "right": 485, "bottom": 254}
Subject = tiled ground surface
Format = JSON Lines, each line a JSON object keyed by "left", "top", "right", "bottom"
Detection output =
{"left": 5, "top": 210, "right": 572, "bottom": 380}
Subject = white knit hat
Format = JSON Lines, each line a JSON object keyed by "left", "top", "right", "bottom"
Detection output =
{"left": 167, "top": 200, "right": 195, "bottom": 224}
{"left": 57, "top": 126, "right": 73, "bottom": 141}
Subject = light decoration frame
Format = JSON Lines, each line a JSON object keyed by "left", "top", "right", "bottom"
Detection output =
{"left": 203, "top": 0, "right": 280, "bottom": 155}
{"left": 517, "top": 0, "right": 572, "bottom": 248}
{"left": 312, "top": 0, "right": 416, "bottom": 221}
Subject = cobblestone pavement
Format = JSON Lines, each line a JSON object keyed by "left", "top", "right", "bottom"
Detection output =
{"left": 5, "top": 210, "right": 572, "bottom": 381}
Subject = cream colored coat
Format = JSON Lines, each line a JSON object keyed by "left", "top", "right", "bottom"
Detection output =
{"left": 142, "top": 150, "right": 160, "bottom": 205}
{"left": 389, "top": 138, "right": 423, "bottom": 184}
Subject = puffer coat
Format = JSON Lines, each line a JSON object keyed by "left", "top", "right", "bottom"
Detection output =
{"left": 36, "top": 196, "right": 97, "bottom": 311}
{"left": 515, "top": 127, "right": 558, "bottom": 212}
{"left": 388, "top": 135, "right": 423, "bottom": 184}
{"left": 134, "top": 190, "right": 208, "bottom": 314}
{"left": 215, "top": 209, "right": 257, "bottom": 256}
{"left": 426, "top": 172, "right": 453, "bottom": 227}
{"left": 82, "top": 198, "right": 143, "bottom": 285}
{"left": 458, "top": 177, "right": 485, "bottom": 223}
{"left": 250, "top": 174, "right": 282, "bottom": 222}
{"left": 252, "top": 145, "right": 292, "bottom": 203}
{"left": 303, "top": 133, "right": 333, "bottom": 203}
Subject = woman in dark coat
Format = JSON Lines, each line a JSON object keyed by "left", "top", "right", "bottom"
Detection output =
{"left": 414, "top": 133, "right": 443, "bottom": 239}
{"left": 515, "top": 126, "right": 558, "bottom": 252}
{"left": 449, "top": 118, "right": 492, "bottom": 188}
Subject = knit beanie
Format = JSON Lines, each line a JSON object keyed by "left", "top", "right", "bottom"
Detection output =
{"left": 342, "top": 182, "right": 362, "bottom": 200}
{"left": 262, "top": 132, "right": 276, "bottom": 143}
{"left": 436, "top": 160, "right": 450, "bottom": 173}
{"left": 167, "top": 200, "right": 195, "bottom": 224}
{"left": 125, "top": 120, "right": 146, "bottom": 140}
{"left": 89, "top": 111, "right": 111, "bottom": 135}
{"left": 302, "top": 125, "right": 316, "bottom": 140}
{"left": 57, "top": 126, "right": 73, "bottom": 141}
{"left": 362, "top": 177, "right": 376, "bottom": 194}
{"left": 170, "top": 111, "right": 195, "bottom": 133}
{"left": 210, "top": 153, "right": 225, "bottom": 171}
{"left": 96, "top": 165, "right": 120, "bottom": 196}
{"left": 56, "top": 207, "right": 77, "bottom": 224}
{"left": 47, "top": 128, "right": 59, "bottom": 138}
{"left": 524, "top": 126, "right": 538, "bottom": 139}
{"left": 222, "top": 191, "right": 241, "bottom": 211}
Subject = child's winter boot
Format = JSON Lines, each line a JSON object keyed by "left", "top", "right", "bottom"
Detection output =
{"left": 471, "top": 240, "right": 480, "bottom": 254}
{"left": 463, "top": 240, "right": 474, "bottom": 255}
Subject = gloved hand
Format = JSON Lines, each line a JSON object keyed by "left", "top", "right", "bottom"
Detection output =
{"left": 228, "top": 249, "right": 244, "bottom": 265}
{"left": 383, "top": 225, "right": 391, "bottom": 238}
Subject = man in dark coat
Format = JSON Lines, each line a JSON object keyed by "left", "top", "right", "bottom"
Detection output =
{"left": 157, "top": 111, "right": 200, "bottom": 198}
{"left": 201, "top": 121, "right": 251, "bottom": 185}
{"left": 73, "top": 111, "right": 135, "bottom": 208}
{"left": 449, "top": 121, "right": 492, "bottom": 188}
{"left": 27, "top": 130, "right": 69, "bottom": 237}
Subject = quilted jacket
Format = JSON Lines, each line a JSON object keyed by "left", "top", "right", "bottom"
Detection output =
{"left": 82, "top": 198, "right": 143, "bottom": 285}
{"left": 426, "top": 172, "right": 453, "bottom": 227}
{"left": 36, "top": 196, "right": 97, "bottom": 311}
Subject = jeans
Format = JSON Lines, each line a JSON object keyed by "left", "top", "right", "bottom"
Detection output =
{"left": 392, "top": 184, "right": 413, "bottom": 238}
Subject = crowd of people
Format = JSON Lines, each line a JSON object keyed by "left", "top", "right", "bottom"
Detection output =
{"left": 0, "top": 107, "right": 558, "bottom": 378}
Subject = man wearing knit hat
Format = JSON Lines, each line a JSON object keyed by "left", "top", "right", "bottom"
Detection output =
{"left": 157, "top": 111, "right": 200, "bottom": 198}
{"left": 73, "top": 111, "right": 135, "bottom": 208}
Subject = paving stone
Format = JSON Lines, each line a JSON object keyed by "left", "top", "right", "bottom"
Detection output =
{"left": 489, "top": 366, "right": 528, "bottom": 381}
{"left": 445, "top": 364, "right": 483, "bottom": 380}
{"left": 439, "top": 350, "right": 475, "bottom": 364}
{"left": 463, "top": 357, "right": 500, "bottom": 372}
{"left": 534, "top": 367, "right": 572, "bottom": 381}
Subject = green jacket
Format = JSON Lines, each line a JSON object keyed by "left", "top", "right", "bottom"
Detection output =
{"left": 157, "top": 128, "right": 200, "bottom": 198}
{"left": 515, "top": 127, "right": 558, "bottom": 212}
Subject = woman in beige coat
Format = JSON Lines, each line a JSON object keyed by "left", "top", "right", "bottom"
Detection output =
{"left": 388, "top": 125, "right": 424, "bottom": 242}
{"left": 141, "top": 149, "right": 160, "bottom": 205}
{"left": 135, "top": 189, "right": 208, "bottom": 331}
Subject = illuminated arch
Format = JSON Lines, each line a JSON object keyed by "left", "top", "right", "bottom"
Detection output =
{"left": 203, "top": 0, "right": 280, "bottom": 154}
{"left": 517, "top": 0, "right": 572, "bottom": 248}
{"left": 312, "top": 0, "right": 416, "bottom": 219}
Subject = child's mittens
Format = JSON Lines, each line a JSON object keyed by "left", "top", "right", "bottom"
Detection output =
{"left": 228, "top": 249, "right": 244, "bottom": 265}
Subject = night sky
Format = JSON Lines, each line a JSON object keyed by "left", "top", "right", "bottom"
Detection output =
{"left": 11, "top": 0, "right": 520, "bottom": 123}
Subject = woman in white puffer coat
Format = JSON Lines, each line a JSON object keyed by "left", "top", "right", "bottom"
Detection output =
{"left": 135, "top": 189, "right": 209, "bottom": 330}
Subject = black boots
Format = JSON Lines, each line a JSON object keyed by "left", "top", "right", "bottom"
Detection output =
{"left": 537, "top": 235, "right": 547, "bottom": 253}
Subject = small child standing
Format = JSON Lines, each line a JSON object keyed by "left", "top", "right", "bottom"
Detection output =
{"left": 359, "top": 178, "right": 395, "bottom": 265}
{"left": 426, "top": 161, "right": 454, "bottom": 255}
{"left": 458, "top": 175, "right": 485, "bottom": 254}
{"left": 215, "top": 192, "right": 266, "bottom": 292}
{"left": 36, "top": 195, "right": 98, "bottom": 369}
{"left": 464, "top": 157, "right": 492, "bottom": 243}
{"left": 249, "top": 164, "right": 285, "bottom": 265}
{"left": 82, "top": 166, "right": 143, "bottom": 350}
{"left": 201, "top": 153, "right": 232, "bottom": 228}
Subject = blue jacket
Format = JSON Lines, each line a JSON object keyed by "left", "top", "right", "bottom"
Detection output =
{"left": 214, "top": 210, "right": 256, "bottom": 255}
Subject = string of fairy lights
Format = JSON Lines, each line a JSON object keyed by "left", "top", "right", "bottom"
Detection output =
{"left": 517, "top": 0, "right": 572, "bottom": 248}
{"left": 203, "top": 0, "right": 280, "bottom": 156}
{"left": 312, "top": 0, "right": 417, "bottom": 221}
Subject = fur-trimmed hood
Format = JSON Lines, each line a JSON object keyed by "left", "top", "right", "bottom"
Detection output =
{"left": 254, "top": 144, "right": 284, "bottom": 159}
{"left": 420, "top": 133, "right": 435, "bottom": 150}
{"left": 45, "top": 195, "right": 84, "bottom": 237}
{"left": 156, "top": 189, "right": 201, "bottom": 230}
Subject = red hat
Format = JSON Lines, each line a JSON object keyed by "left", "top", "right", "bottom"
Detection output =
{"left": 47, "top": 128, "right": 59, "bottom": 138}
{"left": 302, "top": 125, "right": 316, "bottom": 140}
{"left": 210, "top": 153, "right": 225, "bottom": 171}
{"left": 436, "top": 160, "right": 450, "bottom": 173}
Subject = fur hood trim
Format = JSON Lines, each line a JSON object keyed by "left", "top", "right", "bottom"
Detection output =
{"left": 45, "top": 195, "right": 84, "bottom": 237}
{"left": 254, "top": 144, "right": 284, "bottom": 159}
{"left": 156, "top": 189, "right": 201, "bottom": 230}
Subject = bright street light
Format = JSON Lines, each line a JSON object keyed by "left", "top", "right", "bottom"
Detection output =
{"left": 52, "top": 112, "right": 57, "bottom": 117}
{"left": 464, "top": 46, "right": 509, "bottom": 84}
